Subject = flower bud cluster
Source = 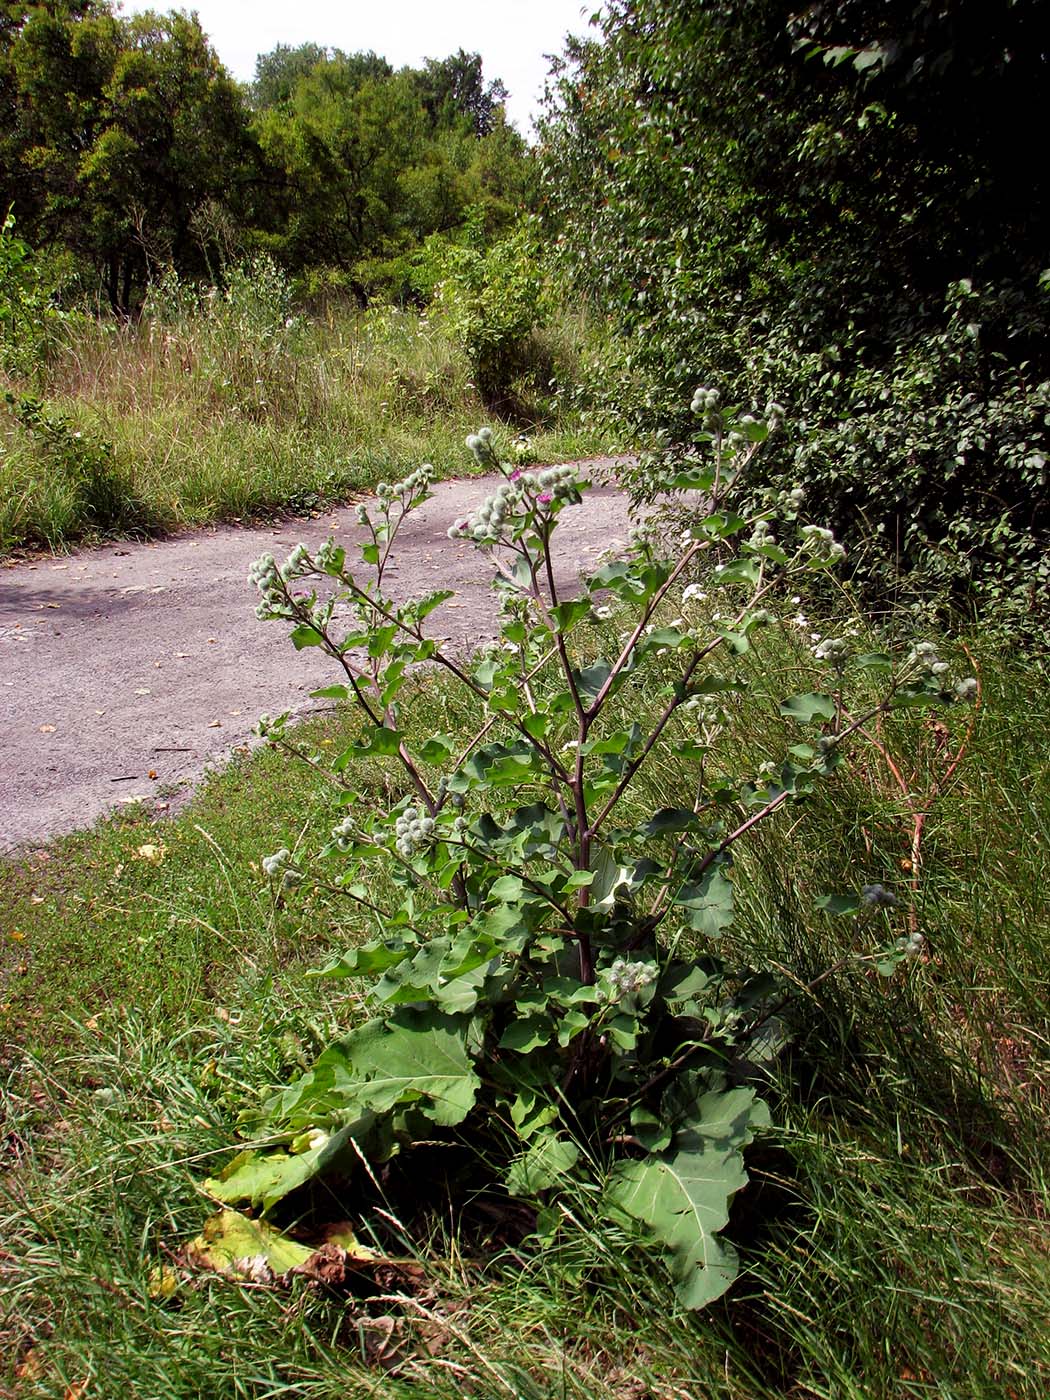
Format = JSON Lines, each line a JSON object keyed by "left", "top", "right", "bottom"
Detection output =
{"left": 599, "top": 956, "right": 659, "bottom": 1004}
{"left": 627, "top": 520, "right": 659, "bottom": 551}
{"left": 800, "top": 524, "right": 847, "bottom": 566}
{"left": 813, "top": 636, "right": 849, "bottom": 667}
{"left": 262, "top": 847, "right": 303, "bottom": 887}
{"left": 248, "top": 551, "right": 280, "bottom": 594}
{"left": 447, "top": 466, "right": 578, "bottom": 543}
{"left": 280, "top": 543, "right": 311, "bottom": 581}
{"left": 465, "top": 426, "right": 497, "bottom": 468}
{"left": 315, "top": 538, "right": 342, "bottom": 572}
{"left": 395, "top": 806, "right": 436, "bottom": 859}
{"left": 448, "top": 478, "right": 525, "bottom": 542}
{"left": 691, "top": 385, "right": 722, "bottom": 433}
{"left": 376, "top": 464, "right": 432, "bottom": 505}
{"left": 778, "top": 483, "right": 804, "bottom": 514}
{"left": 908, "top": 640, "right": 949, "bottom": 676}
{"left": 681, "top": 691, "right": 732, "bottom": 726}
{"left": 954, "top": 677, "right": 978, "bottom": 701}
{"left": 249, "top": 551, "right": 292, "bottom": 620}
{"left": 862, "top": 883, "right": 898, "bottom": 908}
{"left": 331, "top": 814, "right": 357, "bottom": 852}
{"left": 894, "top": 930, "right": 925, "bottom": 959}
{"left": 749, "top": 518, "right": 777, "bottom": 550}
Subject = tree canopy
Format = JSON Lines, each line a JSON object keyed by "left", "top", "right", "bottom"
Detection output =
{"left": 540, "top": 0, "right": 1050, "bottom": 615}
{"left": 0, "top": 3, "right": 531, "bottom": 309}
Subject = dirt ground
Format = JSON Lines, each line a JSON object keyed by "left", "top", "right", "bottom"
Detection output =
{"left": 0, "top": 466, "right": 633, "bottom": 851}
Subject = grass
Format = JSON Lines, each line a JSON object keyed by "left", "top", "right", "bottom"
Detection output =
{"left": 2, "top": 614, "right": 1048, "bottom": 1398}
{"left": 0, "top": 294, "right": 617, "bottom": 555}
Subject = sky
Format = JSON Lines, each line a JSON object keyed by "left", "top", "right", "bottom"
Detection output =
{"left": 117, "top": 1, "right": 598, "bottom": 136}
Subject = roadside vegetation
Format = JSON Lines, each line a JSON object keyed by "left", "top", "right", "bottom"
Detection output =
{"left": 0, "top": 236, "right": 611, "bottom": 556}
{"left": 2, "top": 604, "right": 1047, "bottom": 1396}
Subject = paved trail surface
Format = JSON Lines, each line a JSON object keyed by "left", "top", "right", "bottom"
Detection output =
{"left": 0, "top": 467, "right": 632, "bottom": 850}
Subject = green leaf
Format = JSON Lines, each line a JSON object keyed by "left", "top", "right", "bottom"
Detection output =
{"left": 310, "top": 684, "right": 349, "bottom": 700}
{"left": 551, "top": 597, "right": 593, "bottom": 632}
{"left": 590, "top": 843, "right": 632, "bottom": 908}
{"left": 711, "top": 557, "right": 760, "bottom": 587}
{"left": 337, "top": 726, "right": 404, "bottom": 761}
{"left": 673, "top": 864, "right": 733, "bottom": 938}
{"left": 814, "top": 892, "right": 862, "bottom": 916}
{"left": 311, "top": 937, "right": 416, "bottom": 980}
{"left": 575, "top": 658, "right": 613, "bottom": 702}
{"left": 853, "top": 652, "right": 893, "bottom": 673}
{"left": 462, "top": 740, "right": 540, "bottom": 786}
{"left": 643, "top": 807, "right": 700, "bottom": 837}
{"left": 290, "top": 624, "right": 324, "bottom": 650}
{"left": 341, "top": 1011, "right": 481, "bottom": 1125}
{"left": 202, "top": 1120, "right": 363, "bottom": 1212}
{"left": 499, "top": 1016, "right": 555, "bottom": 1052}
{"left": 415, "top": 589, "right": 454, "bottom": 620}
{"left": 779, "top": 692, "right": 837, "bottom": 723}
{"left": 272, "top": 1010, "right": 481, "bottom": 1130}
{"left": 418, "top": 733, "right": 454, "bottom": 763}
{"left": 606, "top": 1086, "right": 767, "bottom": 1309}
{"left": 506, "top": 1133, "right": 580, "bottom": 1198}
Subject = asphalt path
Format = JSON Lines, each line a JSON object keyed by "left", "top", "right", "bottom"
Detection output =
{"left": 0, "top": 465, "right": 632, "bottom": 851}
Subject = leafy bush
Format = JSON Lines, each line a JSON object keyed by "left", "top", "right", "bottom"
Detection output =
{"left": 189, "top": 399, "right": 973, "bottom": 1308}
{"left": 635, "top": 275, "right": 1050, "bottom": 626}
{"left": 426, "top": 222, "right": 550, "bottom": 413}
{"left": 0, "top": 393, "right": 148, "bottom": 549}
{"left": 0, "top": 214, "right": 71, "bottom": 376}
{"left": 540, "top": 0, "right": 1050, "bottom": 620}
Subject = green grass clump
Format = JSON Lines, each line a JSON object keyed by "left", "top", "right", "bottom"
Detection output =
{"left": 0, "top": 300, "right": 615, "bottom": 555}
{"left": 2, "top": 632, "right": 1048, "bottom": 1397}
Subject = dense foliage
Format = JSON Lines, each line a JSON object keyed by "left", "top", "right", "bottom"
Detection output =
{"left": 540, "top": 0, "right": 1050, "bottom": 618}
{"left": 189, "top": 406, "right": 973, "bottom": 1309}
{"left": 0, "top": 4, "right": 531, "bottom": 311}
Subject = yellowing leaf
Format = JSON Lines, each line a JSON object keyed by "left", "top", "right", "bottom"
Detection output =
{"left": 135, "top": 843, "right": 166, "bottom": 864}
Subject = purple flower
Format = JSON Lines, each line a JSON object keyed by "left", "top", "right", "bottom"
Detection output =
{"left": 538, "top": 492, "right": 553, "bottom": 504}
{"left": 509, "top": 468, "right": 523, "bottom": 481}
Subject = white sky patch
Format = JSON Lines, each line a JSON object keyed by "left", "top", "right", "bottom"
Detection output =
{"left": 117, "top": 0, "right": 596, "bottom": 136}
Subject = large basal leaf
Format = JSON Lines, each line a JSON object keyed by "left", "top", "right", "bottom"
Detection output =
{"left": 202, "top": 1119, "right": 367, "bottom": 1212}
{"left": 335, "top": 1009, "right": 482, "bottom": 1127}
{"left": 606, "top": 1086, "right": 768, "bottom": 1310}
{"left": 263, "top": 1010, "right": 480, "bottom": 1130}
{"left": 184, "top": 1209, "right": 318, "bottom": 1279}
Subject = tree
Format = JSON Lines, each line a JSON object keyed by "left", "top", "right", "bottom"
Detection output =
{"left": 250, "top": 42, "right": 391, "bottom": 110}
{"left": 416, "top": 48, "right": 509, "bottom": 137}
{"left": 1, "top": 3, "right": 257, "bottom": 310}
{"left": 539, "top": 1, "right": 1050, "bottom": 617}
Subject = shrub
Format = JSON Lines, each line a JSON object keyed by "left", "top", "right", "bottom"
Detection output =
{"left": 0, "top": 393, "right": 148, "bottom": 548}
{"left": 426, "top": 222, "right": 549, "bottom": 413}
